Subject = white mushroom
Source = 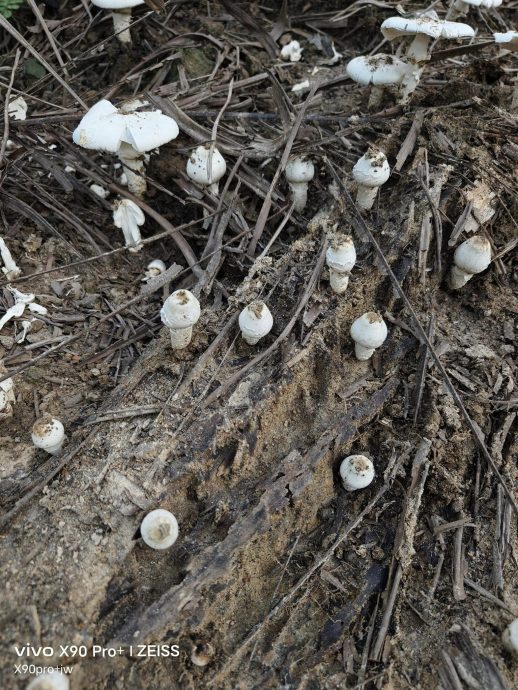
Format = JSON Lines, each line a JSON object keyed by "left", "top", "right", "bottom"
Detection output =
{"left": 352, "top": 149, "right": 390, "bottom": 211}
{"left": 140, "top": 509, "right": 179, "bottom": 550}
{"left": 72, "top": 99, "right": 179, "bottom": 197}
{"left": 186, "top": 144, "right": 227, "bottom": 196}
{"left": 90, "top": 183, "right": 110, "bottom": 199}
{"left": 285, "top": 156, "right": 315, "bottom": 212}
{"left": 350, "top": 312, "right": 388, "bottom": 360}
{"left": 281, "top": 40, "right": 303, "bottom": 62}
{"left": 325, "top": 236, "right": 356, "bottom": 294}
{"left": 113, "top": 198, "right": 145, "bottom": 251}
{"left": 502, "top": 619, "right": 518, "bottom": 654}
{"left": 494, "top": 31, "right": 518, "bottom": 51}
{"left": 91, "top": 0, "right": 145, "bottom": 44}
{"left": 0, "top": 236, "right": 21, "bottom": 280}
{"left": 143, "top": 259, "right": 167, "bottom": 281}
{"left": 449, "top": 235, "right": 492, "bottom": 289}
{"left": 0, "top": 363, "right": 15, "bottom": 417}
{"left": 8, "top": 96, "right": 28, "bottom": 121}
{"left": 381, "top": 12, "right": 475, "bottom": 100}
{"left": 346, "top": 54, "right": 413, "bottom": 87}
{"left": 340, "top": 455, "right": 375, "bottom": 491}
{"left": 239, "top": 302, "right": 273, "bottom": 345}
{"left": 160, "top": 289, "right": 201, "bottom": 350}
{"left": 31, "top": 416, "right": 66, "bottom": 455}
{"left": 26, "top": 671, "right": 70, "bottom": 690}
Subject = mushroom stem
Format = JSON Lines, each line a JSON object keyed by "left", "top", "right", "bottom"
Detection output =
{"left": 118, "top": 142, "right": 146, "bottom": 197}
{"left": 112, "top": 9, "right": 133, "bottom": 44}
{"left": 329, "top": 271, "right": 350, "bottom": 294}
{"left": 288, "top": 182, "right": 308, "bottom": 212}
{"left": 448, "top": 265, "right": 472, "bottom": 289}
{"left": 355, "top": 184, "right": 378, "bottom": 210}
{"left": 400, "top": 67, "right": 423, "bottom": 102}
{"left": 406, "top": 33, "right": 431, "bottom": 61}
{"left": 170, "top": 326, "right": 193, "bottom": 349}
{"left": 354, "top": 343, "right": 376, "bottom": 360}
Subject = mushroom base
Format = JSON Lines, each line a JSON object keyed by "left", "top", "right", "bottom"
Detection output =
{"left": 170, "top": 326, "right": 194, "bottom": 350}
{"left": 329, "top": 270, "right": 350, "bottom": 295}
{"left": 289, "top": 182, "right": 308, "bottom": 213}
{"left": 355, "top": 184, "right": 378, "bottom": 211}
{"left": 112, "top": 9, "right": 133, "bottom": 45}
{"left": 354, "top": 343, "right": 375, "bottom": 360}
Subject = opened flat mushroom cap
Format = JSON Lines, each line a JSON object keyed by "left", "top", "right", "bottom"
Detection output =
{"left": 91, "top": 0, "right": 144, "bottom": 8}
{"left": 381, "top": 14, "right": 474, "bottom": 40}
{"left": 73, "top": 99, "right": 179, "bottom": 153}
{"left": 346, "top": 54, "right": 412, "bottom": 85}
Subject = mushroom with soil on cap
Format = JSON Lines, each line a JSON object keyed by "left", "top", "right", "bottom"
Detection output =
{"left": 352, "top": 149, "right": 390, "bottom": 211}
{"left": 346, "top": 54, "right": 413, "bottom": 104}
{"left": 113, "top": 198, "right": 145, "bottom": 251}
{"left": 239, "top": 301, "right": 273, "bottom": 345}
{"left": 160, "top": 289, "right": 201, "bottom": 350}
{"left": 325, "top": 235, "right": 356, "bottom": 294}
{"left": 91, "top": 0, "right": 145, "bottom": 44}
{"left": 285, "top": 156, "right": 315, "bottom": 212}
{"left": 72, "top": 99, "right": 179, "bottom": 197}
{"left": 350, "top": 312, "right": 388, "bottom": 360}
{"left": 340, "top": 454, "right": 375, "bottom": 491}
{"left": 31, "top": 416, "right": 66, "bottom": 455}
{"left": 448, "top": 235, "right": 492, "bottom": 289}
{"left": 140, "top": 509, "right": 179, "bottom": 550}
{"left": 380, "top": 11, "right": 475, "bottom": 100}
{"left": 502, "top": 619, "right": 518, "bottom": 654}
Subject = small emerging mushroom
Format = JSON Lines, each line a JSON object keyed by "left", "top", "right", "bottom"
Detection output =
{"left": 449, "top": 236, "right": 492, "bottom": 289}
{"left": 0, "top": 236, "right": 21, "bottom": 280}
{"left": 186, "top": 144, "right": 227, "bottom": 196}
{"left": 340, "top": 455, "right": 375, "bottom": 491}
{"left": 281, "top": 40, "right": 303, "bottom": 62}
{"left": 350, "top": 312, "right": 388, "bottom": 360}
{"left": 91, "top": 0, "right": 145, "bottom": 44}
{"left": 352, "top": 149, "right": 390, "bottom": 211}
{"left": 239, "top": 302, "right": 273, "bottom": 345}
{"left": 26, "top": 670, "right": 70, "bottom": 690}
{"left": 113, "top": 198, "right": 145, "bottom": 252}
{"left": 73, "top": 99, "right": 179, "bottom": 197}
{"left": 140, "top": 509, "right": 179, "bottom": 550}
{"left": 31, "top": 416, "right": 66, "bottom": 455}
{"left": 143, "top": 259, "right": 166, "bottom": 281}
{"left": 502, "top": 619, "right": 518, "bottom": 654}
{"left": 325, "top": 235, "right": 356, "bottom": 294}
{"left": 285, "top": 156, "right": 315, "bottom": 212}
{"left": 160, "top": 289, "right": 201, "bottom": 350}
{"left": 191, "top": 641, "right": 215, "bottom": 667}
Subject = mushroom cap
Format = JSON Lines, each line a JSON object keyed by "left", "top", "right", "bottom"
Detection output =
{"left": 239, "top": 302, "right": 274, "bottom": 340}
{"left": 454, "top": 236, "right": 492, "bottom": 274}
{"left": 146, "top": 259, "right": 167, "bottom": 274}
{"left": 140, "top": 509, "right": 179, "bottom": 550}
{"left": 186, "top": 145, "right": 227, "bottom": 186}
{"left": 91, "top": 0, "right": 144, "bottom": 8}
{"left": 503, "top": 619, "right": 518, "bottom": 653}
{"left": 381, "top": 14, "right": 474, "bottom": 41}
{"left": 31, "top": 416, "right": 65, "bottom": 451}
{"left": 350, "top": 312, "right": 388, "bottom": 349}
{"left": 340, "top": 454, "right": 375, "bottom": 491}
{"left": 461, "top": 0, "right": 483, "bottom": 5}
{"left": 160, "top": 290, "right": 201, "bottom": 330}
{"left": 346, "top": 54, "right": 412, "bottom": 85}
{"left": 494, "top": 31, "right": 518, "bottom": 51}
{"left": 26, "top": 670, "right": 70, "bottom": 690}
{"left": 352, "top": 150, "right": 390, "bottom": 188}
{"left": 72, "top": 99, "right": 179, "bottom": 153}
{"left": 113, "top": 199, "right": 145, "bottom": 229}
{"left": 326, "top": 236, "right": 356, "bottom": 273}
{"left": 285, "top": 156, "right": 315, "bottom": 184}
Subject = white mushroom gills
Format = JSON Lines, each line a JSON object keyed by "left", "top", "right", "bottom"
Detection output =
{"left": 340, "top": 455, "right": 375, "bottom": 491}
{"left": 325, "top": 236, "right": 356, "bottom": 294}
{"left": 239, "top": 301, "right": 273, "bottom": 345}
{"left": 352, "top": 150, "right": 390, "bottom": 210}
{"left": 113, "top": 198, "right": 145, "bottom": 251}
{"left": 350, "top": 312, "right": 388, "bottom": 360}
{"left": 91, "top": 0, "right": 145, "bottom": 44}
{"left": 26, "top": 670, "right": 70, "bottom": 690}
{"left": 140, "top": 509, "right": 179, "bottom": 550}
{"left": 31, "top": 416, "right": 66, "bottom": 455}
{"left": 285, "top": 156, "right": 315, "bottom": 212}
{"left": 160, "top": 290, "right": 201, "bottom": 349}
{"left": 502, "top": 619, "right": 518, "bottom": 653}
{"left": 449, "top": 236, "right": 492, "bottom": 289}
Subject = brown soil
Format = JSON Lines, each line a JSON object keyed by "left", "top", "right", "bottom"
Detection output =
{"left": 0, "top": 1, "right": 517, "bottom": 689}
